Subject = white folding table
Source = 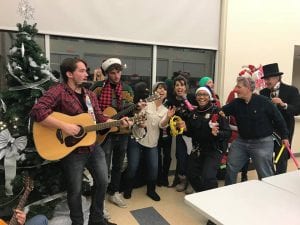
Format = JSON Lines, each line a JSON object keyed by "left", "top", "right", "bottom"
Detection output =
{"left": 262, "top": 170, "right": 300, "bottom": 196}
{"left": 184, "top": 180, "right": 300, "bottom": 225}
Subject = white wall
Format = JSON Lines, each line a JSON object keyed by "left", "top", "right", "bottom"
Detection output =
{"left": 220, "top": 0, "right": 300, "bottom": 153}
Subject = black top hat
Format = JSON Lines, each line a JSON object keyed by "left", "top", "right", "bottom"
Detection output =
{"left": 262, "top": 63, "right": 283, "bottom": 79}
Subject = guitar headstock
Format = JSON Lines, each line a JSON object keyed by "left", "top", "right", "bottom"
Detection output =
{"left": 132, "top": 112, "right": 147, "bottom": 125}
{"left": 23, "top": 176, "right": 34, "bottom": 192}
{"left": 145, "top": 93, "right": 161, "bottom": 102}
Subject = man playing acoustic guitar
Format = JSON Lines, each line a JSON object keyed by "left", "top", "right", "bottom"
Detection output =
{"left": 30, "top": 58, "right": 132, "bottom": 225}
{"left": 90, "top": 58, "right": 138, "bottom": 210}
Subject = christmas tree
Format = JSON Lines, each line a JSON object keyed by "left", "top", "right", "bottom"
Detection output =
{"left": 0, "top": 0, "right": 64, "bottom": 218}
{"left": 3, "top": 21, "right": 57, "bottom": 138}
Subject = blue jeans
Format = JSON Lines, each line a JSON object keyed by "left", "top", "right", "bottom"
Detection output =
{"left": 101, "top": 134, "right": 128, "bottom": 195}
{"left": 126, "top": 138, "right": 158, "bottom": 182}
{"left": 26, "top": 215, "right": 48, "bottom": 225}
{"left": 225, "top": 136, "right": 274, "bottom": 185}
{"left": 61, "top": 145, "right": 108, "bottom": 225}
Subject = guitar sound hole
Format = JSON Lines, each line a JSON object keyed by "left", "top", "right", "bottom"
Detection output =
{"left": 64, "top": 126, "right": 87, "bottom": 147}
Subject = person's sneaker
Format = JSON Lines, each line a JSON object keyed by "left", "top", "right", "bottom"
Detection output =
{"left": 108, "top": 193, "right": 127, "bottom": 208}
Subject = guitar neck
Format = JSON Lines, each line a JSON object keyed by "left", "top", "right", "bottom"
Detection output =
{"left": 9, "top": 189, "right": 31, "bottom": 225}
{"left": 84, "top": 120, "right": 123, "bottom": 133}
{"left": 111, "top": 95, "right": 158, "bottom": 120}
{"left": 112, "top": 104, "right": 136, "bottom": 120}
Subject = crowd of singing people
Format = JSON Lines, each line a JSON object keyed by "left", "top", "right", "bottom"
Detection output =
{"left": 27, "top": 58, "right": 300, "bottom": 225}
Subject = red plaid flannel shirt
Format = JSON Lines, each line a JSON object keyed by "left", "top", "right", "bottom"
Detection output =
{"left": 30, "top": 83, "right": 108, "bottom": 123}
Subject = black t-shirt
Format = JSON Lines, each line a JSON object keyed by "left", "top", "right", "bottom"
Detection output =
{"left": 75, "top": 90, "right": 88, "bottom": 112}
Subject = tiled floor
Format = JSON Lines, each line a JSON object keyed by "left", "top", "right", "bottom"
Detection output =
{"left": 105, "top": 160, "right": 299, "bottom": 225}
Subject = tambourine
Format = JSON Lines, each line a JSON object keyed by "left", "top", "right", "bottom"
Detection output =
{"left": 169, "top": 115, "right": 184, "bottom": 136}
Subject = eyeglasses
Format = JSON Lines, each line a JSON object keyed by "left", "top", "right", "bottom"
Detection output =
{"left": 196, "top": 93, "right": 209, "bottom": 97}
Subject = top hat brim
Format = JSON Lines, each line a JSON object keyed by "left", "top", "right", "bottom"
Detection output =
{"left": 261, "top": 72, "right": 283, "bottom": 79}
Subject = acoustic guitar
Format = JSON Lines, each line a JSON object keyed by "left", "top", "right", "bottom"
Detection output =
{"left": 0, "top": 177, "right": 34, "bottom": 225}
{"left": 33, "top": 112, "right": 145, "bottom": 160}
{"left": 97, "top": 94, "right": 160, "bottom": 144}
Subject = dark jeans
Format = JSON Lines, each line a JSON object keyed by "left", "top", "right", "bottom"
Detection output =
{"left": 157, "top": 136, "right": 172, "bottom": 182}
{"left": 187, "top": 150, "right": 222, "bottom": 192}
{"left": 176, "top": 135, "right": 188, "bottom": 176}
{"left": 102, "top": 134, "right": 128, "bottom": 195}
{"left": 61, "top": 145, "right": 108, "bottom": 225}
{"left": 126, "top": 138, "right": 158, "bottom": 182}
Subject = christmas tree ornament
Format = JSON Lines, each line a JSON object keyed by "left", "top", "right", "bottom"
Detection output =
{"left": 15, "top": 65, "right": 22, "bottom": 70}
{"left": 21, "top": 42, "right": 25, "bottom": 57}
{"left": 28, "top": 57, "right": 38, "bottom": 67}
{"left": 0, "top": 129, "right": 28, "bottom": 195}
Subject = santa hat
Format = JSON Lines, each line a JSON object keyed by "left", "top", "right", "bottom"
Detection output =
{"left": 101, "top": 58, "right": 122, "bottom": 72}
{"left": 195, "top": 87, "right": 213, "bottom": 101}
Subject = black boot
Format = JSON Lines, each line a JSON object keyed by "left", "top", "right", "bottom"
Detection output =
{"left": 147, "top": 181, "right": 160, "bottom": 201}
{"left": 123, "top": 178, "right": 134, "bottom": 199}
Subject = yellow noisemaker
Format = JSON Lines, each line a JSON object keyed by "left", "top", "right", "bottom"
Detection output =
{"left": 169, "top": 115, "right": 184, "bottom": 136}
